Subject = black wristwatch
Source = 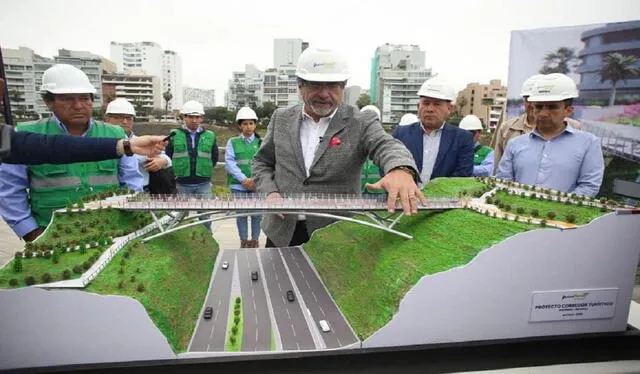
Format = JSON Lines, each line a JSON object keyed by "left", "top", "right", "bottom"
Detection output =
{"left": 123, "top": 139, "right": 134, "bottom": 156}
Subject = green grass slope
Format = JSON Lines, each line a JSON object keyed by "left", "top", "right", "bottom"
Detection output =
{"left": 422, "top": 177, "right": 487, "bottom": 197}
{"left": 86, "top": 226, "right": 218, "bottom": 352}
{"left": 304, "top": 209, "right": 534, "bottom": 340}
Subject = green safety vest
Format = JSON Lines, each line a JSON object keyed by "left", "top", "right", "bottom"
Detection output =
{"left": 16, "top": 118, "right": 124, "bottom": 227}
{"left": 474, "top": 144, "right": 493, "bottom": 166}
{"left": 361, "top": 158, "right": 385, "bottom": 194}
{"left": 227, "top": 136, "right": 261, "bottom": 185}
{"left": 171, "top": 129, "right": 216, "bottom": 178}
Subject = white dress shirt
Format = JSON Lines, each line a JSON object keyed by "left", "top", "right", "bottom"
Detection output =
{"left": 420, "top": 122, "right": 445, "bottom": 185}
{"left": 299, "top": 106, "right": 337, "bottom": 177}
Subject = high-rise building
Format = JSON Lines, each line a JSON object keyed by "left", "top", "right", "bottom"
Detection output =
{"left": 183, "top": 86, "right": 216, "bottom": 108}
{"left": 456, "top": 80, "right": 507, "bottom": 130}
{"left": 225, "top": 64, "right": 264, "bottom": 111}
{"left": 102, "top": 72, "right": 162, "bottom": 115}
{"left": 162, "top": 50, "right": 183, "bottom": 110}
{"left": 55, "top": 49, "right": 110, "bottom": 110}
{"left": 372, "top": 44, "right": 432, "bottom": 125}
{"left": 109, "top": 41, "right": 163, "bottom": 77}
{"left": 2, "top": 47, "right": 42, "bottom": 118}
{"left": 344, "top": 85, "right": 364, "bottom": 107}
{"left": 273, "top": 38, "right": 308, "bottom": 68}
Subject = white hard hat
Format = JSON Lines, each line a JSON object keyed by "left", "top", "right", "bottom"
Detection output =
{"left": 181, "top": 100, "right": 205, "bottom": 115}
{"left": 236, "top": 107, "right": 258, "bottom": 122}
{"left": 296, "top": 48, "right": 350, "bottom": 82}
{"left": 40, "top": 64, "right": 96, "bottom": 94}
{"left": 520, "top": 74, "right": 545, "bottom": 97}
{"left": 459, "top": 115, "right": 483, "bottom": 131}
{"left": 360, "top": 105, "right": 381, "bottom": 120}
{"left": 417, "top": 76, "right": 456, "bottom": 101}
{"left": 527, "top": 73, "right": 579, "bottom": 102}
{"left": 106, "top": 98, "right": 136, "bottom": 116}
{"left": 398, "top": 113, "right": 419, "bottom": 126}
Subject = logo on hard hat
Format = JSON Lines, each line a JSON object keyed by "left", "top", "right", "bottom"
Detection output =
{"left": 313, "top": 61, "right": 337, "bottom": 68}
{"left": 535, "top": 84, "right": 555, "bottom": 94}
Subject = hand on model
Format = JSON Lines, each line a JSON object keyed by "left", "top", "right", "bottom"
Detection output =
{"left": 241, "top": 178, "right": 256, "bottom": 191}
{"left": 366, "top": 168, "right": 427, "bottom": 215}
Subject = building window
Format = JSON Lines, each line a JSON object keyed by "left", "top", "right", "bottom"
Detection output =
{"left": 471, "top": 90, "right": 475, "bottom": 95}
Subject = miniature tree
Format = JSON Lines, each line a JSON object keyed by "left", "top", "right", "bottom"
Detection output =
{"left": 62, "top": 269, "right": 72, "bottom": 280}
{"left": 24, "top": 276, "right": 36, "bottom": 286}
{"left": 504, "top": 204, "right": 512, "bottom": 212}
{"left": 234, "top": 316, "right": 240, "bottom": 325}
{"left": 516, "top": 207, "right": 525, "bottom": 214}
{"left": 547, "top": 211, "right": 556, "bottom": 220}
{"left": 229, "top": 336, "right": 236, "bottom": 345}
{"left": 566, "top": 214, "right": 577, "bottom": 223}
{"left": 540, "top": 219, "right": 547, "bottom": 227}
{"left": 136, "top": 283, "right": 145, "bottom": 292}
{"left": 485, "top": 197, "right": 493, "bottom": 204}
{"left": 41, "top": 272, "right": 52, "bottom": 283}
{"left": 130, "top": 275, "right": 136, "bottom": 282}
{"left": 9, "top": 279, "right": 18, "bottom": 287}
{"left": 13, "top": 257, "right": 23, "bottom": 273}
{"left": 52, "top": 249, "right": 60, "bottom": 264}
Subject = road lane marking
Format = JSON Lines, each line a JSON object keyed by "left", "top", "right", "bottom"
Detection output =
{"left": 278, "top": 282, "right": 282, "bottom": 291}
{"left": 292, "top": 324, "right": 297, "bottom": 337}
{"left": 209, "top": 325, "right": 215, "bottom": 339}
{"left": 207, "top": 343, "right": 210, "bottom": 351}
{"left": 305, "top": 279, "right": 311, "bottom": 289}
{"left": 286, "top": 309, "right": 291, "bottom": 319}
{"left": 312, "top": 292, "right": 318, "bottom": 303}
{"left": 253, "top": 299, "right": 257, "bottom": 311}
{"left": 319, "top": 305, "right": 325, "bottom": 317}
{"left": 337, "top": 336, "right": 342, "bottom": 346}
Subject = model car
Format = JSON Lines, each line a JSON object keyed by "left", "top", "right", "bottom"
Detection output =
{"left": 286, "top": 290, "right": 295, "bottom": 302}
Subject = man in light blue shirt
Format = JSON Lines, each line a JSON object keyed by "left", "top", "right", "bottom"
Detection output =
{"left": 0, "top": 64, "right": 143, "bottom": 242}
{"left": 496, "top": 73, "right": 604, "bottom": 196}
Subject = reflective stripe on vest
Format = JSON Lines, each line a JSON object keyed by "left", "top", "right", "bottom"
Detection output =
{"left": 236, "top": 159, "right": 251, "bottom": 165}
{"left": 88, "top": 175, "right": 119, "bottom": 185}
{"left": 31, "top": 176, "right": 82, "bottom": 188}
{"left": 171, "top": 129, "right": 215, "bottom": 178}
{"left": 173, "top": 152, "right": 188, "bottom": 158}
{"left": 197, "top": 151, "right": 211, "bottom": 159}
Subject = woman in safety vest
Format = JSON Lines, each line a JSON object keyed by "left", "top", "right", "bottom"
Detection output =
{"left": 225, "top": 107, "right": 262, "bottom": 248}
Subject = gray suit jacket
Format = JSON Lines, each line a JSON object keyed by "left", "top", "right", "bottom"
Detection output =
{"left": 253, "top": 103, "right": 417, "bottom": 247}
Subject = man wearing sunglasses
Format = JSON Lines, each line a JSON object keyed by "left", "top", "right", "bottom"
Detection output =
{"left": 253, "top": 48, "right": 425, "bottom": 248}
{"left": 496, "top": 73, "right": 603, "bottom": 197}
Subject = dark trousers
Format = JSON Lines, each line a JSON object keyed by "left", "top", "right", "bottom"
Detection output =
{"left": 266, "top": 221, "right": 310, "bottom": 248}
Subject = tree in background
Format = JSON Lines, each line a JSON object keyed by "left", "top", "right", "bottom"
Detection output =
{"left": 599, "top": 53, "right": 640, "bottom": 106}
{"left": 449, "top": 96, "right": 468, "bottom": 125}
{"left": 539, "top": 47, "right": 578, "bottom": 74}
{"left": 204, "top": 107, "right": 235, "bottom": 124}
{"left": 163, "top": 89, "right": 173, "bottom": 113}
{"left": 356, "top": 93, "right": 371, "bottom": 109}
{"left": 255, "top": 101, "right": 277, "bottom": 123}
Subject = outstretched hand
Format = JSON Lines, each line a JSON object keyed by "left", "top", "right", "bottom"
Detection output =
{"left": 365, "top": 169, "right": 427, "bottom": 214}
{"left": 128, "top": 136, "right": 167, "bottom": 157}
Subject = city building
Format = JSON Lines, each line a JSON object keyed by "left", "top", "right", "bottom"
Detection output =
{"left": 343, "top": 85, "right": 364, "bottom": 107}
{"left": 102, "top": 72, "right": 162, "bottom": 115}
{"left": 455, "top": 80, "right": 507, "bottom": 130}
{"left": 55, "top": 49, "right": 111, "bottom": 110}
{"left": 110, "top": 41, "right": 183, "bottom": 110}
{"left": 183, "top": 86, "right": 216, "bottom": 109}
{"left": 225, "top": 64, "right": 264, "bottom": 110}
{"left": 109, "top": 41, "right": 163, "bottom": 77}
{"left": 371, "top": 44, "right": 433, "bottom": 125}
{"left": 2, "top": 47, "right": 42, "bottom": 118}
{"left": 273, "top": 38, "right": 308, "bottom": 68}
{"left": 162, "top": 50, "right": 183, "bottom": 111}
{"left": 262, "top": 65, "right": 298, "bottom": 108}
{"left": 577, "top": 20, "right": 640, "bottom": 103}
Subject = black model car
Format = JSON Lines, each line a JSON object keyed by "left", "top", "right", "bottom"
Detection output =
{"left": 286, "top": 290, "right": 295, "bottom": 302}
{"left": 203, "top": 307, "right": 213, "bottom": 319}
{"left": 251, "top": 271, "right": 259, "bottom": 281}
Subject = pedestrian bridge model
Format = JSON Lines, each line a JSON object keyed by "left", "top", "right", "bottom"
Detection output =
{"left": 107, "top": 193, "right": 463, "bottom": 241}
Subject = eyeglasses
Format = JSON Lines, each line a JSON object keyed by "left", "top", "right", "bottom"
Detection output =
{"left": 108, "top": 114, "right": 134, "bottom": 122}
{"left": 304, "top": 81, "right": 345, "bottom": 91}
{"left": 533, "top": 103, "right": 562, "bottom": 111}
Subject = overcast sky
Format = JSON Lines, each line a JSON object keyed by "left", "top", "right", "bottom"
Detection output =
{"left": 2, "top": 0, "right": 639, "bottom": 105}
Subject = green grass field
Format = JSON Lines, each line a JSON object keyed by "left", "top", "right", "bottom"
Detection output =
{"left": 37, "top": 208, "right": 151, "bottom": 246}
{"left": 422, "top": 177, "right": 487, "bottom": 197}
{"left": 86, "top": 226, "right": 218, "bottom": 352}
{"left": 0, "top": 247, "right": 105, "bottom": 288}
{"left": 492, "top": 191, "right": 603, "bottom": 224}
{"left": 304, "top": 208, "right": 534, "bottom": 339}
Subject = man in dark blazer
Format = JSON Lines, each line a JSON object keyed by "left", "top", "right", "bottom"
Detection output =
{"left": 392, "top": 77, "right": 474, "bottom": 185}
{"left": 253, "top": 48, "right": 425, "bottom": 248}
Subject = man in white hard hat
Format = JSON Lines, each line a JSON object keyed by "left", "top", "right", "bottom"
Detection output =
{"left": 105, "top": 98, "right": 174, "bottom": 193}
{"left": 253, "top": 48, "right": 425, "bottom": 248}
{"left": 165, "top": 100, "right": 218, "bottom": 230}
{"left": 496, "top": 73, "right": 603, "bottom": 196}
{"left": 225, "top": 107, "right": 262, "bottom": 248}
{"left": 392, "top": 76, "right": 474, "bottom": 185}
{"left": 0, "top": 64, "right": 143, "bottom": 242}
{"left": 359, "top": 105, "right": 385, "bottom": 194}
{"left": 491, "top": 74, "right": 582, "bottom": 174}
{"left": 459, "top": 115, "right": 494, "bottom": 177}
{"left": 398, "top": 113, "right": 419, "bottom": 127}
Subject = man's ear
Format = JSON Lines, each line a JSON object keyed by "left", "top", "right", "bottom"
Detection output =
{"left": 564, "top": 105, "right": 574, "bottom": 118}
